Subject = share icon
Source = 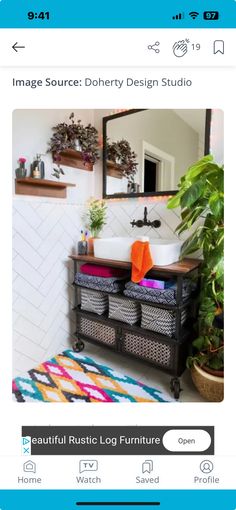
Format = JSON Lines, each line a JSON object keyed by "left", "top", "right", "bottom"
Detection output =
{"left": 147, "top": 41, "right": 160, "bottom": 53}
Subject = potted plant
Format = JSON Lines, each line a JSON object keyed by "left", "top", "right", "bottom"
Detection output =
{"left": 168, "top": 154, "right": 224, "bottom": 402}
{"left": 48, "top": 112, "right": 100, "bottom": 178}
{"left": 15, "top": 157, "right": 27, "bottom": 178}
{"left": 107, "top": 139, "right": 138, "bottom": 190}
{"left": 86, "top": 199, "right": 107, "bottom": 254}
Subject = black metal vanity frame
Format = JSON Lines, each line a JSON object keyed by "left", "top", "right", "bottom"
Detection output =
{"left": 103, "top": 108, "right": 212, "bottom": 200}
{"left": 70, "top": 255, "right": 201, "bottom": 399}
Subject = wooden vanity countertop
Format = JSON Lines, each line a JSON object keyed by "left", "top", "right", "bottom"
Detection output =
{"left": 69, "top": 254, "right": 201, "bottom": 276}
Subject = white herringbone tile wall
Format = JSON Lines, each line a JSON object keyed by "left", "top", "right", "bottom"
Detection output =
{"left": 103, "top": 199, "right": 181, "bottom": 240}
{"left": 13, "top": 196, "right": 183, "bottom": 376}
{"left": 13, "top": 198, "right": 84, "bottom": 376}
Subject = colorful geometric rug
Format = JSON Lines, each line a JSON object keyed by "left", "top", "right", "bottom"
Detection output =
{"left": 12, "top": 350, "right": 173, "bottom": 403}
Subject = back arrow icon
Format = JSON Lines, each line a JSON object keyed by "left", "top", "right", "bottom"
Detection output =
{"left": 12, "top": 42, "right": 25, "bottom": 52}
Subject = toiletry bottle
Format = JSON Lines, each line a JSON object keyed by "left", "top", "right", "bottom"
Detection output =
{"left": 38, "top": 154, "right": 45, "bottom": 179}
{"left": 127, "top": 182, "right": 132, "bottom": 193}
{"left": 31, "top": 154, "right": 45, "bottom": 179}
{"left": 78, "top": 231, "right": 88, "bottom": 255}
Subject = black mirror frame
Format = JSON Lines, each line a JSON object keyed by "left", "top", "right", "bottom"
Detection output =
{"left": 103, "top": 108, "right": 212, "bottom": 199}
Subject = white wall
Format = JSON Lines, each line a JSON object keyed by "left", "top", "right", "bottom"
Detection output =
{"left": 210, "top": 109, "right": 224, "bottom": 164}
{"left": 13, "top": 109, "right": 97, "bottom": 375}
{"left": 12, "top": 109, "right": 97, "bottom": 205}
{"left": 13, "top": 201, "right": 83, "bottom": 375}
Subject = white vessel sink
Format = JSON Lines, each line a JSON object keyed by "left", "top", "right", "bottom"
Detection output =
{"left": 94, "top": 237, "right": 182, "bottom": 266}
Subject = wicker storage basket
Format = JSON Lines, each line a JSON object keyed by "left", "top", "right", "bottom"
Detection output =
{"left": 141, "top": 304, "right": 187, "bottom": 337}
{"left": 191, "top": 363, "right": 224, "bottom": 402}
{"left": 109, "top": 295, "right": 141, "bottom": 325}
{"left": 81, "top": 288, "right": 108, "bottom": 315}
{"left": 77, "top": 314, "right": 117, "bottom": 347}
{"left": 121, "top": 329, "right": 174, "bottom": 370}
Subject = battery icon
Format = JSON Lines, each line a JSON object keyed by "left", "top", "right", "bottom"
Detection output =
{"left": 203, "top": 11, "right": 219, "bottom": 20}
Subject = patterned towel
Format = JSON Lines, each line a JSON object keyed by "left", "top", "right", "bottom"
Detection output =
{"left": 124, "top": 280, "right": 195, "bottom": 305}
{"left": 75, "top": 272, "right": 127, "bottom": 293}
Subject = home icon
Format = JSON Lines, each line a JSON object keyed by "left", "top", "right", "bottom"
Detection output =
{"left": 23, "top": 460, "right": 36, "bottom": 473}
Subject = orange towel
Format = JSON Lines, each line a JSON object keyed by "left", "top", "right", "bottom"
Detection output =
{"left": 131, "top": 241, "right": 153, "bottom": 283}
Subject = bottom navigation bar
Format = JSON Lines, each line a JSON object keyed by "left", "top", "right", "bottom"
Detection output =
{"left": 0, "top": 455, "right": 235, "bottom": 490}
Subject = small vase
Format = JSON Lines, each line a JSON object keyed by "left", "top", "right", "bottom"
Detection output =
{"left": 129, "top": 182, "right": 139, "bottom": 193}
{"left": 75, "top": 139, "right": 82, "bottom": 152}
{"left": 88, "top": 231, "right": 100, "bottom": 255}
{"left": 127, "top": 182, "right": 132, "bottom": 193}
{"left": 88, "top": 237, "right": 95, "bottom": 255}
{"left": 15, "top": 166, "right": 27, "bottom": 178}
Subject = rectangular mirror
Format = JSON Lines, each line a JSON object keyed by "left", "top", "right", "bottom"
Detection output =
{"left": 103, "top": 108, "right": 211, "bottom": 198}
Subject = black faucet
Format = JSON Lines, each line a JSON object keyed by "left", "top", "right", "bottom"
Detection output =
{"left": 130, "top": 206, "right": 161, "bottom": 228}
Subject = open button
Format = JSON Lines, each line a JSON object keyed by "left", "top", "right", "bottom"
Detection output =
{"left": 163, "top": 429, "right": 211, "bottom": 452}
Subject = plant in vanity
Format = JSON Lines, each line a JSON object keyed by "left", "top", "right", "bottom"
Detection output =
{"left": 168, "top": 155, "right": 224, "bottom": 401}
{"left": 86, "top": 198, "right": 107, "bottom": 238}
{"left": 107, "top": 139, "right": 138, "bottom": 188}
{"left": 15, "top": 157, "right": 27, "bottom": 178}
{"left": 85, "top": 198, "right": 107, "bottom": 255}
{"left": 48, "top": 112, "right": 100, "bottom": 178}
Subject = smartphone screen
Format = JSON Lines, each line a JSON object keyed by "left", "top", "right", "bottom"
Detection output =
{"left": 0, "top": 0, "right": 234, "bottom": 508}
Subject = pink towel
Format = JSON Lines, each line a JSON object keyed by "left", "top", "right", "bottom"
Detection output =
{"left": 80, "top": 263, "right": 127, "bottom": 278}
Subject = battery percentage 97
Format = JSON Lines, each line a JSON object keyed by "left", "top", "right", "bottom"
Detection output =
{"left": 203, "top": 11, "right": 219, "bottom": 20}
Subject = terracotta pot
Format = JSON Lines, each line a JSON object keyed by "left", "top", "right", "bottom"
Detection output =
{"left": 87, "top": 237, "right": 95, "bottom": 255}
{"left": 191, "top": 362, "right": 224, "bottom": 402}
{"left": 88, "top": 234, "right": 101, "bottom": 255}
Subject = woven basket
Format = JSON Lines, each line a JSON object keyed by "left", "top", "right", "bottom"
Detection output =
{"left": 122, "top": 330, "right": 174, "bottom": 369}
{"left": 109, "top": 295, "right": 141, "bottom": 325}
{"left": 81, "top": 288, "right": 108, "bottom": 315}
{"left": 191, "top": 362, "right": 224, "bottom": 402}
{"left": 141, "top": 303, "right": 187, "bottom": 337}
{"left": 78, "top": 315, "right": 116, "bottom": 347}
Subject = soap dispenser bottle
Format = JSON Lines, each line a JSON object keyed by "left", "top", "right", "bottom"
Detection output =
{"left": 31, "top": 154, "right": 45, "bottom": 179}
{"left": 78, "top": 231, "right": 88, "bottom": 255}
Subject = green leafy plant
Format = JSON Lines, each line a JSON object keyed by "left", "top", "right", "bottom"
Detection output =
{"left": 86, "top": 199, "right": 107, "bottom": 238}
{"left": 107, "top": 139, "right": 138, "bottom": 183}
{"left": 168, "top": 155, "right": 224, "bottom": 372}
{"left": 48, "top": 112, "right": 100, "bottom": 178}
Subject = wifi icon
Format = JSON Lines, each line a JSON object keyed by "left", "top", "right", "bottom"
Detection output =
{"left": 189, "top": 11, "right": 199, "bottom": 19}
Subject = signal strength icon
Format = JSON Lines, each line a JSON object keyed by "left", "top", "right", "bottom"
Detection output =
{"left": 189, "top": 11, "right": 199, "bottom": 19}
{"left": 172, "top": 12, "right": 184, "bottom": 20}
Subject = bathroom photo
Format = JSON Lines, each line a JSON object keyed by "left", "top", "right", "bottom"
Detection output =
{"left": 12, "top": 108, "right": 224, "bottom": 403}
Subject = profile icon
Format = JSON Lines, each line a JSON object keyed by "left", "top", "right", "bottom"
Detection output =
{"left": 200, "top": 460, "right": 214, "bottom": 474}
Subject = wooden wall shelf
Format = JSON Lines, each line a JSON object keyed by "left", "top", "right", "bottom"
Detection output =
{"left": 15, "top": 178, "right": 76, "bottom": 199}
{"left": 106, "top": 160, "right": 124, "bottom": 179}
{"left": 53, "top": 149, "right": 93, "bottom": 171}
